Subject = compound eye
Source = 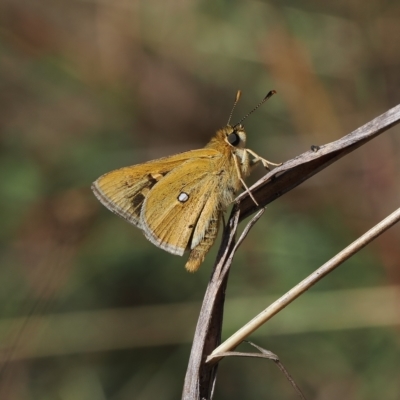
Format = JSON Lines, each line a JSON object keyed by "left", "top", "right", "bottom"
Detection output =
{"left": 227, "top": 132, "right": 240, "bottom": 146}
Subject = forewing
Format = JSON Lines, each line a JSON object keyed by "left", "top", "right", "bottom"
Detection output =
{"left": 141, "top": 157, "right": 223, "bottom": 256}
{"left": 92, "top": 149, "right": 219, "bottom": 228}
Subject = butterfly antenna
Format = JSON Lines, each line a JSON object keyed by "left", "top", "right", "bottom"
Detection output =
{"left": 227, "top": 90, "right": 242, "bottom": 125}
{"left": 234, "top": 90, "right": 276, "bottom": 127}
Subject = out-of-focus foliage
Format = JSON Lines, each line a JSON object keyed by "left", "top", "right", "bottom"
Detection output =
{"left": 0, "top": 0, "right": 399, "bottom": 399}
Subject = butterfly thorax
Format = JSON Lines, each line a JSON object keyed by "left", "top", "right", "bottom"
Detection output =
{"left": 200, "top": 125, "right": 250, "bottom": 210}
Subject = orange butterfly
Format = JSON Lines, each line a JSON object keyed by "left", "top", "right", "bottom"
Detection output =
{"left": 92, "top": 91, "right": 279, "bottom": 271}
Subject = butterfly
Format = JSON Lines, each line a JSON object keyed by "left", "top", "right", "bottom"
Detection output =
{"left": 92, "top": 90, "right": 279, "bottom": 272}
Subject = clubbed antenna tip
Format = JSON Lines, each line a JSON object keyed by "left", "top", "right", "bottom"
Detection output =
{"left": 264, "top": 90, "right": 277, "bottom": 100}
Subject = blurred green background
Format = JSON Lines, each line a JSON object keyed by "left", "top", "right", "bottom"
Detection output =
{"left": 1, "top": 0, "right": 399, "bottom": 399}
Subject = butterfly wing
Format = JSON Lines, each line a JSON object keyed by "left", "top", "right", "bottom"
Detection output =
{"left": 140, "top": 155, "right": 230, "bottom": 257}
{"left": 92, "top": 149, "right": 220, "bottom": 228}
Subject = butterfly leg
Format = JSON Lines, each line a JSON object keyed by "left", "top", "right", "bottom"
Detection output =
{"left": 232, "top": 152, "right": 259, "bottom": 206}
{"left": 246, "top": 149, "right": 282, "bottom": 170}
{"left": 185, "top": 212, "right": 220, "bottom": 272}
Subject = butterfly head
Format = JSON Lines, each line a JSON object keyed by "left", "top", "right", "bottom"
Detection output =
{"left": 223, "top": 124, "right": 247, "bottom": 149}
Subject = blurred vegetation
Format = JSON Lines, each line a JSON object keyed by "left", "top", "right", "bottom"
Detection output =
{"left": 0, "top": 0, "right": 399, "bottom": 399}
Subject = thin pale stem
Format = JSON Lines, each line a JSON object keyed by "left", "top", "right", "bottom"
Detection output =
{"left": 208, "top": 206, "right": 400, "bottom": 362}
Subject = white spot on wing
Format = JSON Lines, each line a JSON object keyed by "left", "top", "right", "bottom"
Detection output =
{"left": 178, "top": 192, "right": 189, "bottom": 203}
